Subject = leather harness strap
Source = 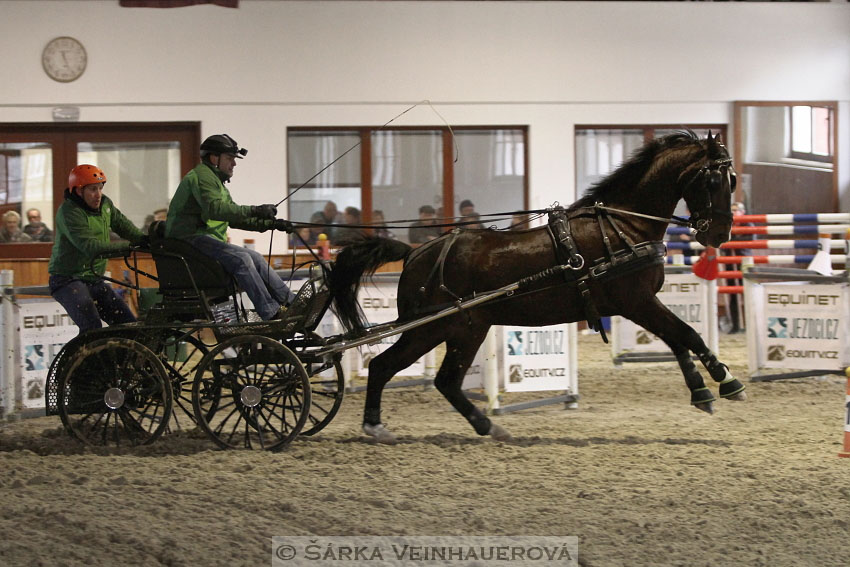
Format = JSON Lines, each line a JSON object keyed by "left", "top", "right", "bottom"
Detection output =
{"left": 547, "top": 205, "right": 667, "bottom": 343}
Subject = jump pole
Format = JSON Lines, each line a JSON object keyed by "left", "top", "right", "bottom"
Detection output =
{"left": 840, "top": 367, "right": 850, "bottom": 458}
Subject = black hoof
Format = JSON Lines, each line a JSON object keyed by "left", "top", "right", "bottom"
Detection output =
{"left": 719, "top": 379, "right": 746, "bottom": 399}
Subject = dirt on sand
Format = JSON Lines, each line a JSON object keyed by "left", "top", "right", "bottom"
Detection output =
{"left": 1, "top": 333, "right": 848, "bottom": 567}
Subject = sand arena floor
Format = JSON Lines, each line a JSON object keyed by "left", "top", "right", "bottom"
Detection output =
{"left": 1, "top": 332, "right": 848, "bottom": 567}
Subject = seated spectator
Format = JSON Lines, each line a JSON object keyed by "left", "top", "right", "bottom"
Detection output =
{"left": 142, "top": 207, "right": 168, "bottom": 234}
{"left": 310, "top": 200, "right": 343, "bottom": 242}
{"left": 0, "top": 210, "right": 33, "bottom": 243}
{"left": 334, "top": 206, "right": 369, "bottom": 245}
{"left": 372, "top": 209, "right": 396, "bottom": 239}
{"left": 460, "top": 212, "right": 484, "bottom": 229}
{"left": 23, "top": 208, "right": 53, "bottom": 242}
{"left": 289, "top": 226, "right": 315, "bottom": 247}
{"left": 459, "top": 199, "right": 476, "bottom": 217}
{"left": 408, "top": 205, "right": 442, "bottom": 244}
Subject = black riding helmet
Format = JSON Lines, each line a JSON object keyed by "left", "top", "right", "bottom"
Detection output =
{"left": 200, "top": 134, "right": 248, "bottom": 159}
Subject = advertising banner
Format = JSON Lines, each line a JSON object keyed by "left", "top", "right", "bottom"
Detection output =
{"left": 612, "top": 271, "right": 717, "bottom": 357}
{"left": 18, "top": 299, "right": 79, "bottom": 409}
{"left": 502, "top": 324, "right": 572, "bottom": 393}
{"left": 754, "top": 282, "right": 850, "bottom": 371}
{"left": 354, "top": 280, "right": 424, "bottom": 377}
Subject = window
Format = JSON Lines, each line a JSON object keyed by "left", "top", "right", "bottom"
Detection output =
{"left": 575, "top": 125, "right": 727, "bottom": 216}
{"left": 287, "top": 126, "right": 528, "bottom": 245}
{"left": 0, "top": 123, "right": 199, "bottom": 258}
{"left": 790, "top": 105, "right": 833, "bottom": 163}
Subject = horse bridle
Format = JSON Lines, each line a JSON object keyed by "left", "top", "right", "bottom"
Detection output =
{"left": 595, "top": 156, "right": 734, "bottom": 234}
{"left": 682, "top": 157, "right": 734, "bottom": 233}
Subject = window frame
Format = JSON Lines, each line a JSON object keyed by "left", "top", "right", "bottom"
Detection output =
{"left": 789, "top": 105, "right": 834, "bottom": 164}
{"left": 286, "top": 125, "right": 529, "bottom": 228}
{"left": 0, "top": 122, "right": 200, "bottom": 259}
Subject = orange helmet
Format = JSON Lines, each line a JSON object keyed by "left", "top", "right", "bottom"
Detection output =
{"left": 68, "top": 164, "right": 107, "bottom": 192}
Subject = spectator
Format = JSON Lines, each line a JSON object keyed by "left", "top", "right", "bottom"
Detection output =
{"left": 334, "top": 206, "right": 368, "bottom": 245}
{"left": 23, "top": 208, "right": 53, "bottom": 242}
{"left": 142, "top": 207, "right": 168, "bottom": 235}
{"left": 372, "top": 210, "right": 396, "bottom": 239}
{"left": 289, "top": 226, "right": 314, "bottom": 247}
{"left": 0, "top": 210, "right": 33, "bottom": 243}
{"left": 310, "top": 200, "right": 343, "bottom": 242}
{"left": 459, "top": 199, "right": 476, "bottom": 217}
{"left": 408, "top": 205, "right": 442, "bottom": 244}
{"left": 48, "top": 165, "right": 145, "bottom": 334}
{"left": 667, "top": 207, "right": 695, "bottom": 257}
{"left": 460, "top": 212, "right": 484, "bottom": 229}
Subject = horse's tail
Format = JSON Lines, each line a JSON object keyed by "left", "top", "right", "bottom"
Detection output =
{"left": 328, "top": 236, "right": 412, "bottom": 334}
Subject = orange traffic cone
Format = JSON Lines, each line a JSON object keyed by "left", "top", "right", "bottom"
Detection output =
{"left": 839, "top": 367, "right": 850, "bottom": 458}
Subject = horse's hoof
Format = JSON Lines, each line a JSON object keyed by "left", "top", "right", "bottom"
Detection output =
{"left": 694, "top": 401, "right": 715, "bottom": 415}
{"left": 488, "top": 423, "right": 513, "bottom": 442}
{"left": 726, "top": 391, "right": 748, "bottom": 402}
{"left": 719, "top": 378, "right": 747, "bottom": 401}
{"left": 362, "top": 423, "right": 398, "bottom": 445}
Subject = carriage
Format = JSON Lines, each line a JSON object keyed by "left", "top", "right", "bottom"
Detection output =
{"left": 44, "top": 220, "right": 346, "bottom": 451}
{"left": 45, "top": 131, "right": 748, "bottom": 449}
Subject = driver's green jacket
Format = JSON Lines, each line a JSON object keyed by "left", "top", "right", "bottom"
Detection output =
{"left": 48, "top": 189, "right": 143, "bottom": 282}
{"left": 165, "top": 161, "right": 272, "bottom": 242}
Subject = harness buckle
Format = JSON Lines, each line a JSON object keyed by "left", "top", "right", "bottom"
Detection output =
{"left": 567, "top": 254, "right": 585, "bottom": 271}
{"left": 693, "top": 218, "right": 711, "bottom": 233}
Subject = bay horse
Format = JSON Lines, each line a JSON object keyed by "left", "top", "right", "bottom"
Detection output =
{"left": 329, "top": 131, "right": 746, "bottom": 444}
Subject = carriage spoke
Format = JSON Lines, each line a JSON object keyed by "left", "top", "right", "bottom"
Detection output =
{"left": 192, "top": 335, "right": 310, "bottom": 450}
{"left": 59, "top": 338, "right": 172, "bottom": 448}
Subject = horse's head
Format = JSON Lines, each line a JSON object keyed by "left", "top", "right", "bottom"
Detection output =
{"left": 680, "top": 132, "right": 736, "bottom": 247}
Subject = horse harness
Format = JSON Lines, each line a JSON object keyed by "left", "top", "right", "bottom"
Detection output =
{"left": 545, "top": 205, "right": 666, "bottom": 343}
{"left": 413, "top": 204, "right": 666, "bottom": 344}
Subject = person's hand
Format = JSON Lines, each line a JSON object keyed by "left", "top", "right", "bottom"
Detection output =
{"left": 274, "top": 219, "right": 294, "bottom": 233}
{"left": 252, "top": 204, "right": 277, "bottom": 220}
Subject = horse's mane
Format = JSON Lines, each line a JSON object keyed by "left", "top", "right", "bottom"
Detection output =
{"left": 573, "top": 130, "right": 704, "bottom": 209}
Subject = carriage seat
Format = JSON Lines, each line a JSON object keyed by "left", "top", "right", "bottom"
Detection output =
{"left": 148, "top": 221, "right": 237, "bottom": 320}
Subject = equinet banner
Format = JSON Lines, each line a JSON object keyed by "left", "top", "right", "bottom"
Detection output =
{"left": 756, "top": 282, "right": 850, "bottom": 371}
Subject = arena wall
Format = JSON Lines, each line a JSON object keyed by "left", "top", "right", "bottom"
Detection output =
{"left": 1, "top": 1, "right": 848, "bottom": 252}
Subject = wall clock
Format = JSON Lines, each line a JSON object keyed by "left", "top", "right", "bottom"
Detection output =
{"left": 42, "top": 37, "right": 87, "bottom": 83}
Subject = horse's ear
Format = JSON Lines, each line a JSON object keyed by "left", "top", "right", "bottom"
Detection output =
{"left": 706, "top": 130, "right": 718, "bottom": 151}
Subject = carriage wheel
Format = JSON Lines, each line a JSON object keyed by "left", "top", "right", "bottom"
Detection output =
{"left": 292, "top": 332, "right": 345, "bottom": 436}
{"left": 158, "top": 330, "right": 211, "bottom": 430}
{"left": 58, "top": 338, "right": 172, "bottom": 447}
{"left": 191, "top": 335, "right": 311, "bottom": 451}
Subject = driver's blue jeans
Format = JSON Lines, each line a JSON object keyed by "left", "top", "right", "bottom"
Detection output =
{"left": 49, "top": 275, "right": 136, "bottom": 334}
{"left": 187, "top": 235, "right": 295, "bottom": 320}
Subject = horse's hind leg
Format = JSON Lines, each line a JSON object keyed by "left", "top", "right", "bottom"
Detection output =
{"left": 362, "top": 329, "right": 443, "bottom": 444}
{"left": 435, "top": 328, "right": 512, "bottom": 441}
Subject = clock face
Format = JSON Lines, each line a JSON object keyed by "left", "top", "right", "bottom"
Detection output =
{"left": 42, "top": 37, "right": 87, "bottom": 83}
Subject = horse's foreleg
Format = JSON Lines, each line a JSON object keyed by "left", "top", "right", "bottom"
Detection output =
{"left": 668, "top": 341, "right": 716, "bottom": 414}
{"left": 436, "top": 330, "right": 512, "bottom": 442}
{"left": 625, "top": 297, "right": 744, "bottom": 412}
{"left": 695, "top": 350, "right": 747, "bottom": 401}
